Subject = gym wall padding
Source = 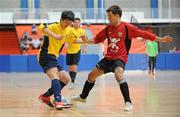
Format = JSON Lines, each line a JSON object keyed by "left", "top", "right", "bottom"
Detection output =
{"left": 0, "top": 54, "right": 99, "bottom": 72}
{"left": 0, "top": 53, "right": 180, "bottom": 72}
{"left": 0, "top": 55, "right": 10, "bottom": 72}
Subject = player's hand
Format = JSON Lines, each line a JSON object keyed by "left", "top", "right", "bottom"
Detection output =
{"left": 80, "top": 35, "right": 88, "bottom": 42}
{"left": 157, "top": 35, "right": 173, "bottom": 43}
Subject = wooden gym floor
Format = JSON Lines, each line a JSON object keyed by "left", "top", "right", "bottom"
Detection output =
{"left": 0, "top": 71, "right": 180, "bottom": 117}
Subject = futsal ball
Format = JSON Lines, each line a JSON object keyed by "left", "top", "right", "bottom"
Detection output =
{"left": 61, "top": 96, "right": 69, "bottom": 104}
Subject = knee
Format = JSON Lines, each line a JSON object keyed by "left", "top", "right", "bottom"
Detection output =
{"left": 68, "top": 65, "right": 77, "bottom": 71}
{"left": 62, "top": 78, "right": 69, "bottom": 85}
{"left": 59, "top": 74, "right": 70, "bottom": 84}
{"left": 115, "top": 74, "right": 123, "bottom": 81}
{"left": 88, "top": 72, "right": 96, "bottom": 82}
{"left": 114, "top": 67, "right": 124, "bottom": 81}
{"left": 65, "top": 78, "right": 70, "bottom": 84}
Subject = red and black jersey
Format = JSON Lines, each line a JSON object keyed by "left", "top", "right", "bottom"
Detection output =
{"left": 94, "top": 22, "right": 156, "bottom": 63}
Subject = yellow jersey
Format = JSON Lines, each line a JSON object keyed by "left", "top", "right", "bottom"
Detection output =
{"left": 66, "top": 27, "right": 86, "bottom": 54}
{"left": 38, "top": 22, "right": 71, "bottom": 58}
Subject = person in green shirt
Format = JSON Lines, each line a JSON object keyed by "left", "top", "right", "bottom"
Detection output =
{"left": 146, "top": 40, "right": 159, "bottom": 75}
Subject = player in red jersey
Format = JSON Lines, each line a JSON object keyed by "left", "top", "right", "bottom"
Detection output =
{"left": 71, "top": 5, "right": 172, "bottom": 111}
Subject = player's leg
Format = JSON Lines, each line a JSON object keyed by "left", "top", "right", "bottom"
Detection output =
{"left": 80, "top": 67, "right": 104, "bottom": 98}
{"left": 71, "top": 67, "right": 104, "bottom": 103}
{"left": 149, "top": 57, "right": 154, "bottom": 74}
{"left": 40, "top": 70, "right": 71, "bottom": 108}
{"left": 66, "top": 53, "right": 79, "bottom": 88}
{"left": 114, "top": 60, "right": 133, "bottom": 111}
{"left": 57, "top": 70, "right": 73, "bottom": 108}
{"left": 46, "top": 67, "right": 65, "bottom": 109}
{"left": 152, "top": 57, "right": 156, "bottom": 75}
{"left": 148, "top": 56, "right": 152, "bottom": 74}
{"left": 70, "top": 51, "right": 80, "bottom": 84}
{"left": 68, "top": 65, "right": 77, "bottom": 83}
{"left": 38, "top": 55, "right": 59, "bottom": 107}
{"left": 68, "top": 65, "right": 77, "bottom": 89}
{"left": 39, "top": 70, "right": 68, "bottom": 100}
{"left": 58, "top": 70, "right": 70, "bottom": 89}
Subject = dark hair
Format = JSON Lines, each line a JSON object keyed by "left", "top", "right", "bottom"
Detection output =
{"left": 61, "top": 10, "right": 75, "bottom": 21}
{"left": 74, "top": 17, "right": 80, "bottom": 21}
{"left": 106, "top": 5, "right": 122, "bottom": 17}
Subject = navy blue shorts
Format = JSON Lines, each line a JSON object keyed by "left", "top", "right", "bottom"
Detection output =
{"left": 39, "top": 54, "right": 63, "bottom": 73}
{"left": 96, "top": 58, "right": 125, "bottom": 73}
{"left": 66, "top": 51, "right": 80, "bottom": 65}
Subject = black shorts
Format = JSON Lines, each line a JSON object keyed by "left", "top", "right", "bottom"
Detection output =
{"left": 96, "top": 58, "right": 125, "bottom": 73}
{"left": 39, "top": 54, "right": 63, "bottom": 73}
{"left": 66, "top": 51, "right": 80, "bottom": 65}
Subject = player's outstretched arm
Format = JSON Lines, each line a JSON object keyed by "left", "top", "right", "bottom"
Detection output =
{"left": 43, "top": 28, "right": 64, "bottom": 40}
{"left": 154, "top": 35, "right": 173, "bottom": 43}
{"left": 74, "top": 39, "right": 95, "bottom": 44}
{"left": 74, "top": 35, "right": 95, "bottom": 44}
{"left": 81, "top": 35, "right": 95, "bottom": 44}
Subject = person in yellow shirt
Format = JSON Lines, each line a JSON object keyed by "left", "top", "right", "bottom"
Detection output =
{"left": 66, "top": 17, "right": 86, "bottom": 89}
{"left": 37, "top": 10, "right": 75, "bottom": 110}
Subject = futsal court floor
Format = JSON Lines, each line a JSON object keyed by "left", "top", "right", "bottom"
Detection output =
{"left": 0, "top": 70, "right": 179, "bottom": 117}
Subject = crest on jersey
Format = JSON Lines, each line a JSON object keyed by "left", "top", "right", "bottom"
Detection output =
{"left": 118, "top": 32, "right": 123, "bottom": 37}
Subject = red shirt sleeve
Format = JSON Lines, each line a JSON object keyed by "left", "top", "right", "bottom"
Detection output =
{"left": 94, "top": 27, "right": 108, "bottom": 44}
{"left": 126, "top": 23, "right": 156, "bottom": 41}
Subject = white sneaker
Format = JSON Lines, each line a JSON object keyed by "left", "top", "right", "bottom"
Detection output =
{"left": 71, "top": 95, "right": 87, "bottom": 103}
{"left": 124, "top": 102, "right": 133, "bottom": 111}
{"left": 69, "top": 82, "right": 75, "bottom": 89}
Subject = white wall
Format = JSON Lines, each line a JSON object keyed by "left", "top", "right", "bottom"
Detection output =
{"left": 0, "top": 0, "right": 20, "bottom": 9}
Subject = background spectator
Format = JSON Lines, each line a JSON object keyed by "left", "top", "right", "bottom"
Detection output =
{"left": 169, "top": 46, "right": 178, "bottom": 53}
{"left": 146, "top": 40, "right": 159, "bottom": 75}
{"left": 19, "top": 32, "right": 31, "bottom": 54}
{"left": 31, "top": 24, "right": 37, "bottom": 34}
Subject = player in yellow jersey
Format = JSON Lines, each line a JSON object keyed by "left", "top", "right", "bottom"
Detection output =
{"left": 66, "top": 17, "right": 86, "bottom": 89}
{"left": 37, "top": 10, "right": 75, "bottom": 110}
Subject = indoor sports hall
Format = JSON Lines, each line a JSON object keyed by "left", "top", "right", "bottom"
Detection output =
{"left": 0, "top": 0, "right": 180, "bottom": 117}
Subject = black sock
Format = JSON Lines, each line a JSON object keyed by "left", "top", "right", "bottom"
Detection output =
{"left": 42, "top": 81, "right": 66, "bottom": 97}
{"left": 69, "top": 71, "right": 77, "bottom": 83}
{"left": 43, "top": 88, "right": 53, "bottom": 97}
{"left": 60, "top": 81, "right": 66, "bottom": 89}
{"left": 80, "top": 80, "right": 95, "bottom": 99}
{"left": 118, "top": 79, "right": 131, "bottom": 103}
